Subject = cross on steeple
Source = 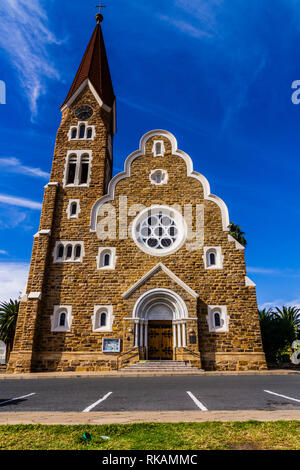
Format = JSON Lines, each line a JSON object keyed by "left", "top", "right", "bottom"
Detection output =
{"left": 95, "top": 4, "right": 106, "bottom": 22}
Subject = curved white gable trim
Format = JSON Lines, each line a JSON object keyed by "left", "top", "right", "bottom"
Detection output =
{"left": 90, "top": 130, "right": 230, "bottom": 232}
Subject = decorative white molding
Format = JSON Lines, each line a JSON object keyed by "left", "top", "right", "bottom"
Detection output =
{"left": 202, "top": 246, "right": 224, "bottom": 269}
{"left": 149, "top": 169, "right": 168, "bottom": 186}
{"left": 132, "top": 288, "right": 189, "bottom": 321}
{"left": 63, "top": 150, "right": 92, "bottom": 188}
{"left": 51, "top": 306, "right": 73, "bottom": 332}
{"left": 66, "top": 199, "right": 81, "bottom": 219}
{"left": 245, "top": 276, "right": 256, "bottom": 287}
{"left": 68, "top": 121, "right": 96, "bottom": 141}
{"left": 44, "top": 182, "right": 59, "bottom": 189}
{"left": 206, "top": 305, "right": 229, "bottom": 333}
{"left": 53, "top": 241, "right": 84, "bottom": 263}
{"left": 152, "top": 140, "right": 166, "bottom": 157}
{"left": 96, "top": 247, "right": 116, "bottom": 270}
{"left": 34, "top": 230, "right": 51, "bottom": 238}
{"left": 122, "top": 262, "right": 199, "bottom": 299}
{"left": 228, "top": 234, "right": 245, "bottom": 250}
{"left": 91, "top": 305, "right": 114, "bottom": 332}
{"left": 60, "top": 78, "right": 111, "bottom": 113}
{"left": 131, "top": 205, "right": 187, "bottom": 257}
{"left": 28, "top": 292, "right": 41, "bottom": 300}
{"left": 90, "top": 130, "right": 230, "bottom": 232}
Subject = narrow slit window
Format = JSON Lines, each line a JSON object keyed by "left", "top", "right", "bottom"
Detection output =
{"left": 71, "top": 202, "right": 77, "bottom": 216}
{"left": 79, "top": 124, "right": 85, "bottom": 139}
{"left": 74, "top": 245, "right": 81, "bottom": 259}
{"left": 67, "top": 157, "right": 77, "bottom": 185}
{"left": 57, "top": 244, "right": 64, "bottom": 259}
{"left": 103, "top": 253, "right": 110, "bottom": 266}
{"left": 209, "top": 252, "right": 216, "bottom": 266}
{"left": 87, "top": 128, "right": 92, "bottom": 139}
{"left": 155, "top": 142, "right": 162, "bottom": 155}
{"left": 59, "top": 312, "right": 66, "bottom": 327}
{"left": 71, "top": 128, "right": 77, "bottom": 139}
{"left": 80, "top": 157, "right": 89, "bottom": 184}
{"left": 66, "top": 245, "right": 73, "bottom": 259}
{"left": 214, "top": 312, "right": 221, "bottom": 327}
{"left": 100, "top": 312, "right": 107, "bottom": 327}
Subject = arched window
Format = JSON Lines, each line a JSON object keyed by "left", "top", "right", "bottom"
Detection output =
{"left": 59, "top": 311, "right": 67, "bottom": 327}
{"left": 87, "top": 128, "right": 93, "bottom": 139}
{"left": 103, "top": 252, "right": 110, "bottom": 266}
{"left": 79, "top": 156, "right": 89, "bottom": 184}
{"left": 67, "top": 156, "right": 77, "bottom": 184}
{"left": 74, "top": 245, "right": 81, "bottom": 260}
{"left": 66, "top": 245, "right": 73, "bottom": 259}
{"left": 209, "top": 251, "right": 216, "bottom": 266}
{"left": 71, "top": 128, "right": 77, "bottom": 139}
{"left": 79, "top": 124, "right": 85, "bottom": 139}
{"left": 214, "top": 312, "right": 221, "bottom": 328}
{"left": 99, "top": 311, "right": 107, "bottom": 327}
{"left": 71, "top": 202, "right": 77, "bottom": 216}
{"left": 57, "top": 244, "right": 64, "bottom": 259}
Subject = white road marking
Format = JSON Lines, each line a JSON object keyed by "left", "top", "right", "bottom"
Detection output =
{"left": 186, "top": 391, "right": 208, "bottom": 411}
{"left": 264, "top": 390, "right": 300, "bottom": 403}
{"left": 0, "top": 393, "right": 36, "bottom": 406}
{"left": 82, "top": 392, "right": 113, "bottom": 412}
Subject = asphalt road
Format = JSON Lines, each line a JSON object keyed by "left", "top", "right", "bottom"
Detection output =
{"left": 1, "top": 375, "right": 300, "bottom": 412}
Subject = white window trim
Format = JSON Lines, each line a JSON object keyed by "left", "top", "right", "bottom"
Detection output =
{"left": 131, "top": 205, "right": 187, "bottom": 257}
{"left": 68, "top": 121, "right": 96, "bottom": 141}
{"left": 63, "top": 150, "right": 92, "bottom": 187}
{"left": 92, "top": 305, "right": 114, "bottom": 332}
{"left": 51, "top": 306, "right": 73, "bottom": 332}
{"left": 152, "top": 140, "right": 166, "bottom": 157}
{"left": 53, "top": 241, "right": 84, "bottom": 263}
{"left": 149, "top": 169, "right": 168, "bottom": 186}
{"left": 202, "top": 246, "right": 224, "bottom": 269}
{"left": 66, "top": 199, "right": 81, "bottom": 219}
{"left": 96, "top": 247, "right": 116, "bottom": 270}
{"left": 206, "top": 306, "right": 229, "bottom": 332}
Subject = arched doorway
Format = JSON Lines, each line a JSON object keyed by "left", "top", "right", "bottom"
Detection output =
{"left": 133, "top": 289, "right": 188, "bottom": 360}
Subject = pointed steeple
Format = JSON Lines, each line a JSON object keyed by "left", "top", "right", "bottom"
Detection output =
{"left": 61, "top": 16, "right": 115, "bottom": 110}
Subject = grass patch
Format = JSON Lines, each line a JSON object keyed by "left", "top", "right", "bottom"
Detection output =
{"left": 0, "top": 421, "right": 299, "bottom": 450}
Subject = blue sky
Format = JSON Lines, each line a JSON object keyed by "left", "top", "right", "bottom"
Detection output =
{"left": 0, "top": 0, "right": 299, "bottom": 308}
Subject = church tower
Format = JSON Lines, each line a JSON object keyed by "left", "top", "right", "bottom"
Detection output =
{"left": 8, "top": 14, "right": 266, "bottom": 373}
{"left": 8, "top": 14, "right": 116, "bottom": 372}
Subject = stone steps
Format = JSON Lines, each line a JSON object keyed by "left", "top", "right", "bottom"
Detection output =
{"left": 122, "top": 360, "right": 202, "bottom": 372}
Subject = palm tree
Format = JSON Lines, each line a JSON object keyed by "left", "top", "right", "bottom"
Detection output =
{"left": 273, "top": 306, "right": 300, "bottom": 333}
{"left": 229, "top": 222, "right": 247, "bottom": 247}
{"left": 0, "top": 299, "right": 19, "bottom": 362}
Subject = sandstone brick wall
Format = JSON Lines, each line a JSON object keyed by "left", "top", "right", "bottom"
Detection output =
{"left": 7, "top": 86, "right": 267, "bottom": 373}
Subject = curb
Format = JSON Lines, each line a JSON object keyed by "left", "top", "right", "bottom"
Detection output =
{"left": 0, "top": 369, "right": 299, "bottom": 379}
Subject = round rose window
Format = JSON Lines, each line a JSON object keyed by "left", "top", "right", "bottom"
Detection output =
{"left": 132, "top": 206, "right": 186, "bottom": 256}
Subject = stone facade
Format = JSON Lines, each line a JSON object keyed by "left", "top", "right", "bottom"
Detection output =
{"left": 7, "top": 23, "right": 267, "bottom": 374}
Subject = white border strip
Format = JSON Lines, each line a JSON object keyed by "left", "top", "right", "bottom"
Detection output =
{"left": 82, "top": 392, "right": 113, "bottom": 412}
{"left": 264, "top": 390, "right": 300, "bottom": 403}
{"left": 0, "top": 393, "right": 36, "bottom": 406}
{"left": 187, "top": 391, "right": 208, "bottom": 411}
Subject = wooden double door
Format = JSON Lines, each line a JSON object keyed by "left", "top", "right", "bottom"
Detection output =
{"left": 148, "top": 320, "right": 173, "bottom": 360}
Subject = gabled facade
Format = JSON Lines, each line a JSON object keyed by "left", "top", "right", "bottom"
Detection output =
{"left": 7, "top": 17, "right": 267, "bottom": 373}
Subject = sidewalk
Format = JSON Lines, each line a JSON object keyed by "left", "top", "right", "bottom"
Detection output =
{"left": 0, "top": 410, "right": 300, "bottom": 424}
{"left": 0, "top": 369, "right": 299, "bottom": 379}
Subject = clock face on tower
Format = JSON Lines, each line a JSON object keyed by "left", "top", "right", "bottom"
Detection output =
{"left": 74, "top": 105, "right": 94, "bottom": 121}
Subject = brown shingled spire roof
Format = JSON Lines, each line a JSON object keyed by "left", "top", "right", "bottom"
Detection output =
{"left": 61, "top": 19, "right": 115, "bottom": 109}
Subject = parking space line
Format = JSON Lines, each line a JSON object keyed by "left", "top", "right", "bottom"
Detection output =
{"left": 0, "top": 393, "right": 36, "bottom": 406}
{"left": 82, "top": 392, "right": 113, "bottom": 412}
{"left": 186, "top": 391, "right": 208, "bottom": 411}
{"left": 264, "top": 390, "right": 300, "bottom": 403}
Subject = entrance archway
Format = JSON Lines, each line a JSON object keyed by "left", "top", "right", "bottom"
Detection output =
{"left": 133, "top": 289, "right": 188, "bottom": 359}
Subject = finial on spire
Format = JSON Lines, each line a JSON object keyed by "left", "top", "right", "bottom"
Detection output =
{"left": 95, "top": 4, "right": 106, "bottom": 23}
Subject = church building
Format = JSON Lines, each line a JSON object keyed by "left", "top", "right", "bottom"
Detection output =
{"left": 7, "top": 13, "right": 267, "bottom": 373}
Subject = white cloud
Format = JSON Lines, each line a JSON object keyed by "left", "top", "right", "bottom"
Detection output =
{"left": 159, "top": 15, "right": 213, "bottom": 39}
{"left": 248, "top": 267, "right": 300, "bottom": 278}
{"left": 0, "top": 157, "right": 50, "bottom": 179}
{"left": 0, "top": 193, "right": 42, "bottom": 210}
{"left": 0, "top": 0, "right": 61, "bottom": 118}
{"left": 0, "top": 250, "right": 8, "bottom": 256}
{"left": 0, "top": 262, "right": 29, "bottom": 304}
{"left": 259, "top": 299, "right": 300, "bottom": 310}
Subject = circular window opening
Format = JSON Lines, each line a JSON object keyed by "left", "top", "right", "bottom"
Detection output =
{"left": 132, "top": 206, "right": 187, "bottom": 256}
